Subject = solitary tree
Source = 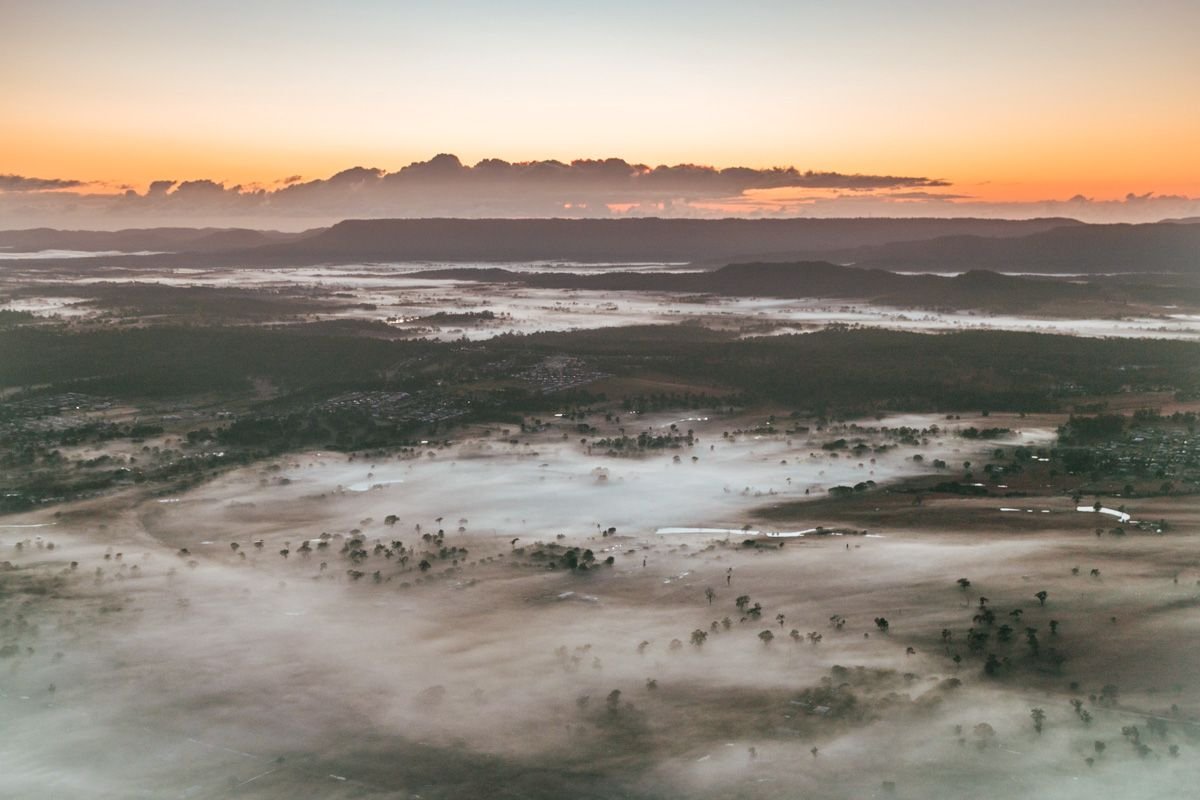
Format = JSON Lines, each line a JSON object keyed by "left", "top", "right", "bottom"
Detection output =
{"left": 1035, "top": 590, "right": 1048, "bottom": 607}
{"left": 957, "top": 578, "right": 972, "bottom": 591}
{"left": 690, "top": 629, "right": 708, "bottom": 647}
{"left": 705, "top": 587, "right": 716, "bottom": 605}
{"left": 1031, "top": 707, "right": 1046, "bottom": 734}
{"left": 758, "top": 629, "right": 775, "bottom": 646}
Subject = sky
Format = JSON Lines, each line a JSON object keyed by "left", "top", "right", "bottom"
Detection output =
{"left": 2, "top": 0, "right": 1199, "bottom": 228}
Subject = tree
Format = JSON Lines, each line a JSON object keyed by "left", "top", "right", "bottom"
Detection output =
{"left": 690, "top": 629, "right": 708, "bottom": 647}
{"left": 1035, "top": 590, "right": 1048, "bottom": 607}
{"left": 874, "top": 617, "right": 889, "bottom": 633}
{"left": 957, "top": 578, "right": 971, "bottom": 591}
{"left": 418, "top": 559, "right": 431, "bottom": 572}
{"left": 758, "top": 629, "right": 775, "bottom": 646}
{"left": 736, "top": 595, "right": 751, "bottom": 611}
{"left": 1031, "top": 707, "right": 1046, "bottom": 734}
{"left": 705, "top": 587, "right": 716, "bottom": 605}
{"left": 776, "top": 613, "right": 786, "bottom": 629}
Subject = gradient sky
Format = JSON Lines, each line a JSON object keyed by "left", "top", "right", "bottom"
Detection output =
{"left": 2, "top": 0, "right": 1199, "bottom": 221}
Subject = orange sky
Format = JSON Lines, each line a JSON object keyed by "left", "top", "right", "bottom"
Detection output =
{"left": 3, "top": 2, "right": 1199, "bottom": 207}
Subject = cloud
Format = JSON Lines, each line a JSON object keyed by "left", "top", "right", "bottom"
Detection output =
{"left": 880, "top": 191, "right": 975, "bottom": 201}
{"left": 147, "top": 180, "right": 176, "bottom": 197}
{"left": 0, "top": 174, "right": 87, "bottom": 192}
{"left": 0, "top": 155, "right": 1196, "bottom": 229}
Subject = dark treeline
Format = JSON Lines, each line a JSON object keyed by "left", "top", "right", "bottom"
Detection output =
{"left": 2, "top": 324, "right": 1197, "bottom": 415}
{"left": 511, "top": 325, "right": 1199, "bottom": 414}
{"left": 3, "top": 282, "right": 352, "bottom": 320}
{"left": 0, "top": 327, "right": 442, "bottom": 397}
{"left": 413, "top": 262, "right": 1114, "bottom": 312}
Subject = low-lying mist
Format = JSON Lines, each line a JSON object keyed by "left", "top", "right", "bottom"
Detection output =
{"left": 2, "top": 413, "right": 1197, "bottom": 799}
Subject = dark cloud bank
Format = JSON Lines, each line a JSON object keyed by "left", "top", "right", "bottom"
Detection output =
{"left": 2, "top": 154, "right": 1198, "bottom": 229}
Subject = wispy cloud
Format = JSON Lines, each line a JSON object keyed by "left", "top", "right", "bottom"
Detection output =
{"left": 0, "top": 174, "right": 87, "bottom": 192}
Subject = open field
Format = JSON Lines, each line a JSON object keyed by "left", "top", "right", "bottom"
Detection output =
{"left": 3, "top": 406, "right": 1198, "bottom": 799}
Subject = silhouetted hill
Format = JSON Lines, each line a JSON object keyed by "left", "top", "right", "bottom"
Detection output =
{"left": 847, "top": 222, "right": 1200, "bottom": 273}
{"left": 7, "top": 219, "right": 1193, "bottom": 277}
{"left": 413, "top": 261, "right": 1102, "bottom": 311}
{"left": 255, "top": 217, "right": 1078, "bottom": 264}
{"left": 0, "top": 227, "right": 307, "bottom": 253}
